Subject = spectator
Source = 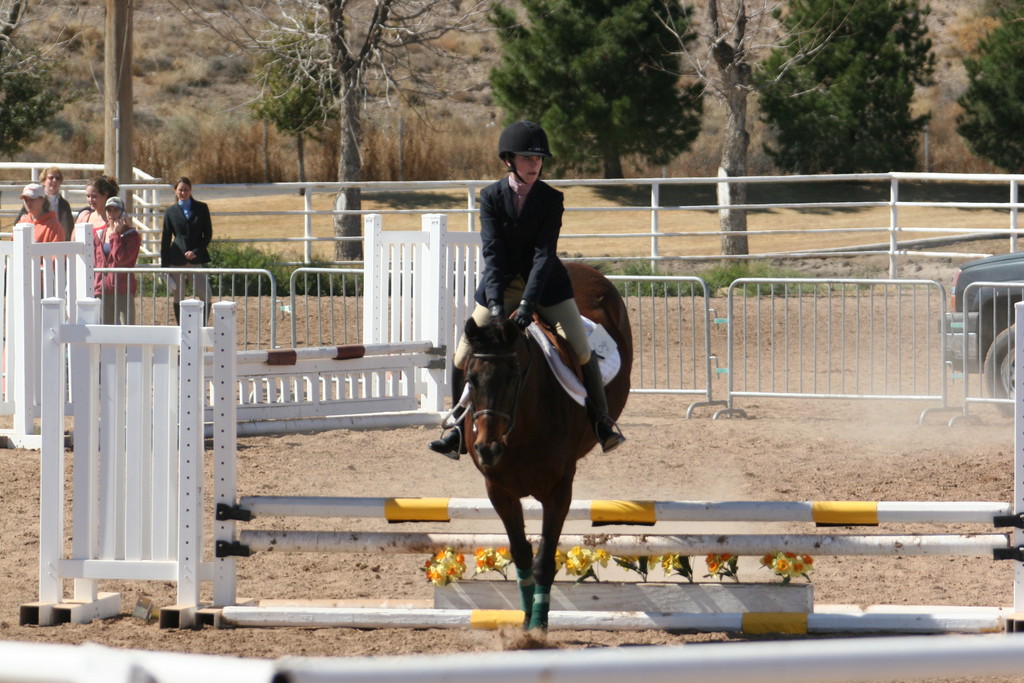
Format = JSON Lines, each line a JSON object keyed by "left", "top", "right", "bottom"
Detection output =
{"left": 74, "top": 175, "right": 120, "bottom": 240}
{"left": 93, "top": 196, "right": 141, "bottom": 325}
{"left": 160, "top": 177, "right": 212, "bottom": 324}
{"left": 18, "top": 183, "right": 63, "bottom": 243}
{"left": 16, "top": 167, "right": 74, "bottom": 239}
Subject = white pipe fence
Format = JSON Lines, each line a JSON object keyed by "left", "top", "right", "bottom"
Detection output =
{"left": 4, "top": 168, "right": 1024, "bottom": 274}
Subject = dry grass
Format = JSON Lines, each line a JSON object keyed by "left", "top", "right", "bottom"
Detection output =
{"left": 11, "top": 0, "right": 1008, "bottom": 183}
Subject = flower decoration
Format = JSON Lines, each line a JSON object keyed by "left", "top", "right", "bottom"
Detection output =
{"left": 760, "top": 551, "right": 814, "bottom": 584}
{"left": 561, "top": 546, "right": 608, "bottom": 582}
{"left": 424, "top": 546, "right": 466, "bottom": 587}
{"left": 473, "top": 546, "right": 512, "bottom": 579}
{"left": 704, "top": 553, "right": 739, "bottom": 582}
{"left": 613, "top": 555, "right": 661, "bottom": 582}
{"left": 660, "top": 553, "right": 694, "bottom": 583}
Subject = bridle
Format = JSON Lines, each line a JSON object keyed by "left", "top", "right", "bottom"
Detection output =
{"left": 465, "top": 348, "right": 529, "bottom": 442}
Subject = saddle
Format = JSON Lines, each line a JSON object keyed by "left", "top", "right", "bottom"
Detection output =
{"left": 525, "top": 314, "right": 620, "bottom": 406}
{"left": 530, "top": 313, "right": 584, "bottom": 383}
{"left": 442, "top": 314, "right": 620, "bottom": 428}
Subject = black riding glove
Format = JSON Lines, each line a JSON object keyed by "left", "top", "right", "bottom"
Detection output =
{"left": 513, "top": 300, "right": 535, "bottom": 330}
{"left": 487, "top": 300, "right": 504, "bottom": 321}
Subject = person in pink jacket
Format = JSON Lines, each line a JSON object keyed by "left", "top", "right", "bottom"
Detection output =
{"left": 93, "top": 196, "right": 141, "bottom": 325}
{"left": 18, "top": 183, "right": 63, "bottom": 243}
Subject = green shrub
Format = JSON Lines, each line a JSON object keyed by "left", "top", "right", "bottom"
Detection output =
{"left": 700, "top": 262, "right": 812, "bottom": 296}
{"left": 208, "top": 241, "right": 363, "bottom": 297}
{"left": 613, "top": 261, "right": 703, "bottom": 297}
{"left": 610, "top": 260, "right": 811, "bottom": 298}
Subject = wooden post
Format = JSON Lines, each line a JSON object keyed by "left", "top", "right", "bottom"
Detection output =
{"left": 104, "top": 0, "right": 134, "bottom": 185}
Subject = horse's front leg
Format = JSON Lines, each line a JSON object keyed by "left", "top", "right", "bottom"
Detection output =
{"left": 530, "top": 482, "right": 574, "bottom": 631}
{"left": 486, "top": 484, "right": 534, "bottom": 626}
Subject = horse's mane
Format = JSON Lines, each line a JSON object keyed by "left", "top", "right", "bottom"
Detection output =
{"left": 466, "top": 318, "right": 519, "bottom": 355}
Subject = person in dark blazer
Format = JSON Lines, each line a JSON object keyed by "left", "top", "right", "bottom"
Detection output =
{"left": 428, "top": 120, "right": 625, "bottom": 459}
{"left": 161, "top": 176, "right": 212, "bottom": 323}
{"left": 16, "top": 167, "right": 74, "bottom": 239}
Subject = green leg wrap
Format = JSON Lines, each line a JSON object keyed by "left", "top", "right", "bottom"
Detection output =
{"left": 528, "top": 584, "right": 551, "bottom": 631}
{"left": 516, "top": 568, "right": 534, "bottom": 627}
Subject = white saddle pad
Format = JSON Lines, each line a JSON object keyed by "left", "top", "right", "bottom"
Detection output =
{"left": 446, "top": 317, "right": 621, "bottom": 426}
{"left": 526, "top": 316, "right": 620, "bottom": 406}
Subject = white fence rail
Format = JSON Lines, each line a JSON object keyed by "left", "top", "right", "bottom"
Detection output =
{"left": 3, "top": 169, "right": 1023, "bottom": 274}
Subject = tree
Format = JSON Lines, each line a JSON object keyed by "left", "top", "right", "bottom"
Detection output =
{"left": 0, "top": 0, "right": 71, "bottom": 157}
{"left": 661, "top": 0, "right": 789, "bottom": 256}
{"left": 251, "top": 25, "right": 337, "bottom": 186}
{"left": 957, "top": 6, "right": 1024, "bottom": 172}
{"left": 757, "top": 0, "right": 935, "bottom": 174}
{"left": 172, "top": 0, "right": 490, "bottom": 261}
{"left": 489, "top": 0, "right": 702, "bottom": 179}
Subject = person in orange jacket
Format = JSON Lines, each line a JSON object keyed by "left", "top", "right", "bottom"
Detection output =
{"left": 18, "top": 183, "right": 63, "bottom": 243}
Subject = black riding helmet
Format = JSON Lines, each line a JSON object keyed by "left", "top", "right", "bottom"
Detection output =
{"left": 497, "top": 121, "right": 552, "bottom": 160}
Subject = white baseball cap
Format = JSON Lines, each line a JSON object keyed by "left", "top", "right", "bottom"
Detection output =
{"left": 20, "top": 183, "right": 45, "bottom": 200}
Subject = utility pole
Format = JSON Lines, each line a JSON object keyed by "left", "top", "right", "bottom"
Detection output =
{"left": 104, "top": 0, "right": 133, "bottom": 187}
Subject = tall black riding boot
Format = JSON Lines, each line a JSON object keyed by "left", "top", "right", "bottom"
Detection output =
{"left": 428, "top": 367, "right": 467, "bottom": 460}
{"left": 581, "top": 358, "right": 625, "bottom": 453}
{"left": 172, "top": 302, "right": 181, "bottom": 325}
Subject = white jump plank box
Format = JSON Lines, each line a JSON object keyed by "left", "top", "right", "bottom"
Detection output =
{"left": 435, "top": 581, "right": 813, "bottom": 613}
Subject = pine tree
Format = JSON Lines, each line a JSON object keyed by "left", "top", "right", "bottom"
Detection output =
{"left": 957, "top": 5, "right": 1024, "bottom": 172}
{"left": 490, "top": 0, "right": 702, "bottom": 179}
{"left": 756, "top": 0, "right": 934, "bottom": 174}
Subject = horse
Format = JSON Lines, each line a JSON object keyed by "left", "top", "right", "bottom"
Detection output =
{"left": 459, "top": 262, "right": 632, "bottom": 631}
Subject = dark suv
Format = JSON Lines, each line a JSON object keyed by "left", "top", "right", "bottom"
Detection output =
{"left": 944, "top": 251, "right": 1024, "bottom": 408}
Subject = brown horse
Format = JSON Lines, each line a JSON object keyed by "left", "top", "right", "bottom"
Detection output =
{"left": 460, "top": 262, "right": 632, "bottom": 630}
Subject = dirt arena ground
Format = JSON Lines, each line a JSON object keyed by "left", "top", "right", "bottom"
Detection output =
{"left": 0, "top": 387, "right": 1020, "bottom": 682}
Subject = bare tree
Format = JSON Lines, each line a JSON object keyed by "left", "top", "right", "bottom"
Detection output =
{"left": 662, "top": 0, "right": 784, "bottom": 256}
{"left": 664, "top": 0, "right": 850, "bottom": 257}
{"left": 170, "top": 0, "right": 491, "bottom": 261}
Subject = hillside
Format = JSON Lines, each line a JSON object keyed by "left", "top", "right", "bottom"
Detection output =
{"left": 13, "top": 0, "right": 1003, "bottom": 182}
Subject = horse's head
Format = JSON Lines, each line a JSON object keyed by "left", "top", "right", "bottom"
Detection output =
{"left": 462, "top": 316, "right": 524, "bottom": 470}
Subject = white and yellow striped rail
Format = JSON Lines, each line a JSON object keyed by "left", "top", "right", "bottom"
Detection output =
{"left": 235, "top": 496, "right": 1011, "bottom": 526}
{"left": 219, "top": 605, "right": 1007, "bottom": 634}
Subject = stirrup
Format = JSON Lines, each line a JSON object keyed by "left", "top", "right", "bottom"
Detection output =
{"left": 428, "top": 426, "right": 463, "bottom": 460}
{"left": 594, "top": 416, "right": 625, "bottom": 454}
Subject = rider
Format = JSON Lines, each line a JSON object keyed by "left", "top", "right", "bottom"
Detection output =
{"left": 428, "top": 120, "right": 625, "bottom": 459}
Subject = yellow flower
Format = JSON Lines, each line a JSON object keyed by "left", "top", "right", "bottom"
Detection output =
{"left": 424, "top": 546, "right": 467, "bottom": 587}
{"left": 554, "top": 549, "right": 567, "bottom": 572}
{"left": 704, "top": 553, "right": 739, "bottom": 582}
{"left": 760, "top": 550, "right": 815, "bottom": 584}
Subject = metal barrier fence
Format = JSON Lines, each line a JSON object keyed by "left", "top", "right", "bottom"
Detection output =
{"left": 951, "top": 281, "right": 1024, "bottom": 420}
{"left": 83, "top": 268, "right": 986, "bottom": 424}
{"left": 609, "top": 275, "right": 723, "bottom": 417}
{"left": 720, "top": 278, "right": 949, "bottom": 420}
{"left": 95, "top": 267, "right": 278, "bottom": 349}
{"left": 287, "top": 267, "right": 365, "bottom": 347}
